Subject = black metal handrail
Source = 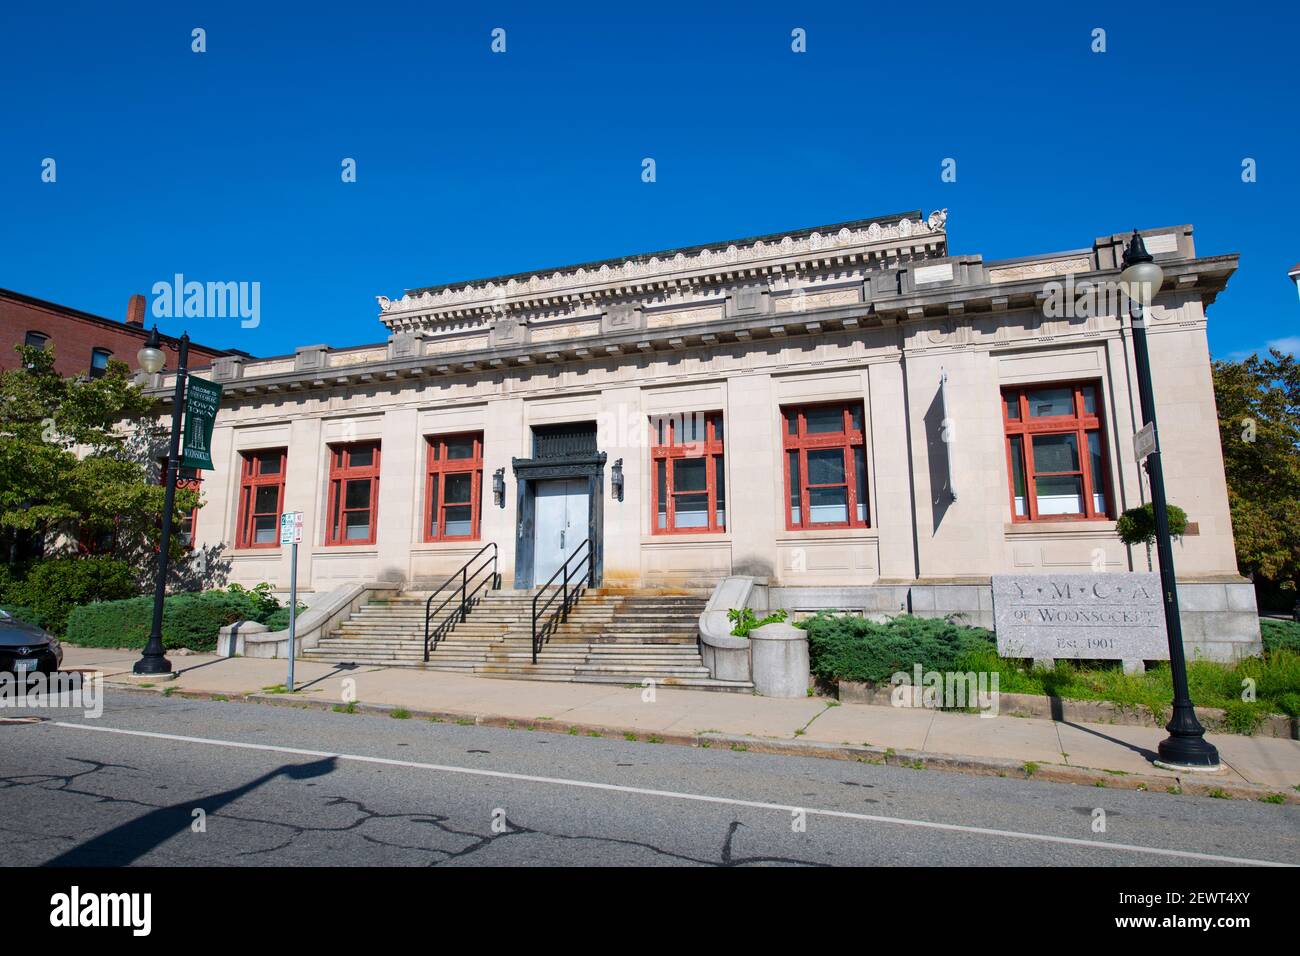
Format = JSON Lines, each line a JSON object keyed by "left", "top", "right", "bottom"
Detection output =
{"left": 424, "top": 542, "right": 500, "bottom": 662}
{"left": 531, "top": 538, "right": 593, "bottom": 664}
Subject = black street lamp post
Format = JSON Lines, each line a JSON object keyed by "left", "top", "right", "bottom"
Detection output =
{"left": 133, "top": 326, "right": 190, "bottom": 676}
{"left": 1119, "top": 231, "right": 1220, "bottom": 770}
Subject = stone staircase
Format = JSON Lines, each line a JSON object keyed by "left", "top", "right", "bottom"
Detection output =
{"left": 302, "top": 587, "right": 754, "bottom": 693}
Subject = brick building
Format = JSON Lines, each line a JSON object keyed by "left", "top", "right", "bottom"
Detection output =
{"left": 1, "top": 288, "right": 244, "bottom": 378}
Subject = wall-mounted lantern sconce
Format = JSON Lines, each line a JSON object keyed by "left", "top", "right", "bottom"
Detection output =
{"left": 492, "top": 468, "right": 506, "bottom": 508}
{"left": 611, "top": 458, "right": 624, "bottom": 501}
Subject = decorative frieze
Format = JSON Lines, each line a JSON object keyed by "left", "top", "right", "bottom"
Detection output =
{"left": 376, "top": 211, "right": 950, "bottom": 329}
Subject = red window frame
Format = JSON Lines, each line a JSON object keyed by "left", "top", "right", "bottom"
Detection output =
{"left": 1002, "top": 381, "right": 1111, "bottom": 522}
{"left": 424, "top": 432, "right": 483, "bottom": 542}
{"left": 161, "top": 459, "right": 203, "bottom": 549}
{"left": 650, "top": 413, "right": 726, "bottom": 534}
{"left": 235, "top": 449, "right": 287, "bottom": 549}
{"left": 326, "top": 442, "right": 381, "bottom": 546}
{"left": 781, "top": 402, "right": 869, "bottom": 531}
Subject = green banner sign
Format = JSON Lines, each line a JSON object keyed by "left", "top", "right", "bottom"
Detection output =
{"left": 180, "top": 375, "right": 222, "bottom": 470}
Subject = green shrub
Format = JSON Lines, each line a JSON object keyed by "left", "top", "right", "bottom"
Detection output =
{"left": 1220, "top": 699, "right": 1270, "bottom": 735}
{"left": 0, "top": 604, "right": 46, "bottom": 629}
{"left": 1261, "top": 619, "right": 1300, "bottom": 655}
{"left": 262, "top": 606, "right": 292, "bottom": 631}
{"left": 226, "top": 582, "right": 282, "bottom": 623}
{"left": 66, "top": 590, "right": 262, "bottom": 653}
{"left": 5, "top": 556, "right": 137, "bottom": 636}
{"left": 803, "top": 613, "right": 995, "bottom": 683}
{"left": 726, "top": 607, "right": 788, "bottom": 637}
{"left": 0, "top": 561, "right": 34, "bottom": 605}
{"left": 1115, "top": 502, "right": 1188, "bottom": 546}
{"left": 261, "top": 603, "right": 307, "bottom": 631}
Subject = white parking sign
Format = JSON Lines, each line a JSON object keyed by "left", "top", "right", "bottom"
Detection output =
{"left": 280, "top": 512, "right": 303, "bottom": 545}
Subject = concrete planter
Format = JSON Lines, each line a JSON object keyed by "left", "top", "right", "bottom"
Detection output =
{"left": 217, "top": 581, "right": 400, "bottom": 658}
{"left": 749, "top": 622, "right": 810, "bottom": 698}
{"left": 697, "top": 576, "right": 762, "bottom": 683}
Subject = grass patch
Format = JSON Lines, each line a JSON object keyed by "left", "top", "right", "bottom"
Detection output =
{"left": 1259, "top": 793, "right": 1287, "bottom": 805}
{"left": 952, "top": 643, "right": 1300, "bottom": 732}
{"left": 333, "top": 701, "right": 357, "bottom": 714}
{"left": 804, "top": 612, "right": 1299, "bottom": 732}
{"left": 1022, "top": 761, "right": 1039, "bottom": 777}
{"left": 623, "top": 732, "right": 637, "bottom": 742}
{"left": 391, "top": 708, "right": 411, "bottom": 720}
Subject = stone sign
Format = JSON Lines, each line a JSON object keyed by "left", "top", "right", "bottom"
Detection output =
{"left": 992, "top": 573, "right": 1169, "bottom": 663}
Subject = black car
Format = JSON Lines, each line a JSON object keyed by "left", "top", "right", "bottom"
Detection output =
{"left": 0, "top": 608, "right": 63, "bottom": 676}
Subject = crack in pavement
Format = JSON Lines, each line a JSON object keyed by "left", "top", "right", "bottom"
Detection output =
{"left": 2, "top": 754, "right": 829, "bottom": 866}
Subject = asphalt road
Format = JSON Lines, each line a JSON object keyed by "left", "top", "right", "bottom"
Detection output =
{"left": 1, "top": 691, "right": 1296, "bottom": 867}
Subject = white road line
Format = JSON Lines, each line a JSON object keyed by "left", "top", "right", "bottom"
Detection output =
{"left": 50, "top": 721, "right": 1294, "bottom": 867}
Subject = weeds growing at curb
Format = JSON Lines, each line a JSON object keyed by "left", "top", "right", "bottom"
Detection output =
{"left": 333, "top": 702, "right": 357, "bottom": 714}
{"left": 391, "top": 708, "right": 411, "bottom": 720}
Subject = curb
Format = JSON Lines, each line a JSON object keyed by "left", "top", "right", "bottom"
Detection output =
{"left": 100, "top": 679, "right": 1300, "bottom": 805}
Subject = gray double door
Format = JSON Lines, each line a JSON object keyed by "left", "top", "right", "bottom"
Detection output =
{"left": 532, "top": 478, "right": 590, "bottom": 585}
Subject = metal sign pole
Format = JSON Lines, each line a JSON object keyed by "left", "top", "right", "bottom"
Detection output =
{"left": 287, "top": 540, "right": 298, "bottom": 692}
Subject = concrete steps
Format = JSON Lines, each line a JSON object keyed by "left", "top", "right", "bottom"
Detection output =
{"left": 303, "top": 585, "right": 753, "bottom": 693}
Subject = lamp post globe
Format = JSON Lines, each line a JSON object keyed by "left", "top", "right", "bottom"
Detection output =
{"left": 137, "top": 326, "right": 166, "bottom": 374}
{"left": 1119, "top": 231, "right": 1165, "bottom": 306}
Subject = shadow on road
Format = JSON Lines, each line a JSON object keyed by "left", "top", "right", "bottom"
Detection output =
{"left": 43, "top": 757, "right": 338, "bottom": 867}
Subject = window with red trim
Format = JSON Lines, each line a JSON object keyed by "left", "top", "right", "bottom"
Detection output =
{"left": 1002, "top": 382, "right": 1110, "bottom": 521}
{"left": 425, "top": 433, "right": 483, "bottom": 541}
{"left": 781, "top": 402, "right": 869, "bottom": 530}
{"left": 236, "top": 449, "right": 287, "bottom": 548}
{"left": 161, "top": 459, "right": 203, "bottom": 548}
{"left": 326, "top": 442, "right": 380, "bottom": 545}
{"left": 650, "top": 413, "right": 726, "bottom": 534}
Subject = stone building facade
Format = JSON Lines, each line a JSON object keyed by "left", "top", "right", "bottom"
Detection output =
{"left": 145, "top": 210, "right": 1259, "bottom": 660}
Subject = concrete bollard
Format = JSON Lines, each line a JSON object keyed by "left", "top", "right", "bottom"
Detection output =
{"left": 749, "top": 621, "right": 810, "bottom": 698}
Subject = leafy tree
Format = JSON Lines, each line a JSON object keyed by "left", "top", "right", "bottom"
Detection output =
{"left": 0, "top": 343, "right": 200, "bottom": 573}
{"left": 1212, "top": 349, "right": 1300, "bottom": 607}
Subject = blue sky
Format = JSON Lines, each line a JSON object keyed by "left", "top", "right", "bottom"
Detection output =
{"left": 2, "top": 1, "right": 1297, "bottom": 360}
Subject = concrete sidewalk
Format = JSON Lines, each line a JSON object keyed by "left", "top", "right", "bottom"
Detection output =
{"left": 65, "top": 647, "right": 1300, "bottom": 796}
